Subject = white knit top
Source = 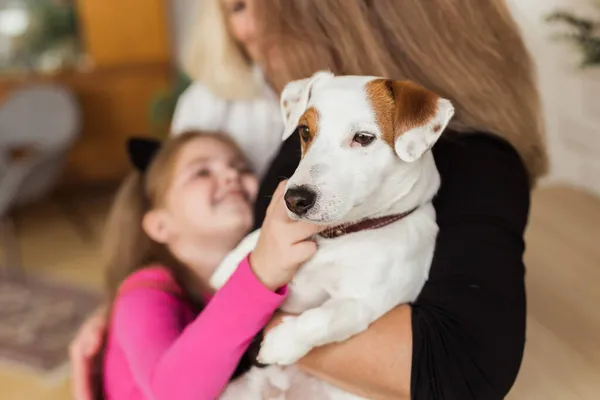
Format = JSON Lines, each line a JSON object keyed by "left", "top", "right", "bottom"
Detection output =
{"left": 170, "top": 69, "right": 284, "bottom": 179}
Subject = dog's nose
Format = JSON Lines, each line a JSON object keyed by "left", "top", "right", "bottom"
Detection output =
{"left": 284, "top": 186, "right": 317, "bottom": 215}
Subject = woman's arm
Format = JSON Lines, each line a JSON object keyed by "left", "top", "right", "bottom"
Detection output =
{"left": 301, "top": 306, "right": 412, "bottom": 400}
{"left": 275, "top": 133, "right": 530, "bottom": 400}
{"left": 267, "top": 306, "right": 412, "bottom": 400}
{"left": 112, "top": 258, "right": 285, "bottom": 400}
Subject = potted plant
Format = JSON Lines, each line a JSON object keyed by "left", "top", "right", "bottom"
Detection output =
{"left": 545, "top": 0, "right": 600, "bottom": 68}
{"left": 1, "top": 0, "right": 84, "bottom": 74}
{"left": 148, "top": 70, "right": 192, "bottom": 139}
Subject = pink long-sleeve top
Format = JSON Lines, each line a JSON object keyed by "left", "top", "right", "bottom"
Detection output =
{"left": 102, "top": 255, "right": 286, "bottom": 400}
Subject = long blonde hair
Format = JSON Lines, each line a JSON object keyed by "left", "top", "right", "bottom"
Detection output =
{"left": 183, "top": 0, "right": 262, "bottom": 100}
{"left": 257, "top": 0, "right": 547, "bottom": 182}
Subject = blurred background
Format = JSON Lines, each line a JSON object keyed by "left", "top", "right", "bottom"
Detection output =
{"left": 0, "top": 0, "right": 598, "bottom": 399}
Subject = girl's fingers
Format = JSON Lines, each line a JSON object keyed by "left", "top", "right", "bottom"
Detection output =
{"left": 272, "top": 181, "right": 324, "bottom": 237}
{"left": 289, "top": 221, "right": 325, "bottom": 243}
{"left": 291, "top": 240, "right": 318, "bottom": 260}
{"left": 267, "top": 180, "right": 289, "bottom": 216}
{"left": 273, "top": 180, "right": 288, "bottom": 203}
{"left": 268, "top": 178, "right": 324, "bottom": 242}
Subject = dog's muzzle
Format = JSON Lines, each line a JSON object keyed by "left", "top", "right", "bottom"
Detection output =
{"left": 284, "top": 185, "right": 317, "bottom": 216}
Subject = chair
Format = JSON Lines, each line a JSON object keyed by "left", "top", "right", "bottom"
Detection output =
{"left": 0, "top": 82, "right": 81, "bottom": 280}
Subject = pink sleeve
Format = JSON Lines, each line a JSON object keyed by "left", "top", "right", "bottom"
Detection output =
{"left": 112, "top": 256, "right": 286, "bottom": 400}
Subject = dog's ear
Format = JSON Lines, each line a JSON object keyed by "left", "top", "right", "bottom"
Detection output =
{"left": 280, "top": 70, "right": 334, "bottom": 141}
{"left": 385, "top": 80, "right": 454, "bottom": 162}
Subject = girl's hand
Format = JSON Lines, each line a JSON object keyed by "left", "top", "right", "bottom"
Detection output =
{"left": 250, "top": 180, "right": 322, "bottom": 291}
{"left": 69, "top": 306, "right": 108, "bottom": 400}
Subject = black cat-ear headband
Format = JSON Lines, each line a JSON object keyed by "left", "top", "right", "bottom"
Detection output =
{"left": 126, "top": 137, "right": 161, "bottom": 174}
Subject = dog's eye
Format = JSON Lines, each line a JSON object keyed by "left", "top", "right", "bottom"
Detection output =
{"left": 297, "top": 125, "right": 311, "bottom": 142}
{"left": 352, "top": 132, "right": 376, "bottom": 147}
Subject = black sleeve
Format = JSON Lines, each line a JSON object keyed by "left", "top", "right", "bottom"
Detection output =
{"left": 252, "top": 134, "right": 302, "bottom": 231}
{"left": 411, "top": 133, "right": 530, "bottom": 400}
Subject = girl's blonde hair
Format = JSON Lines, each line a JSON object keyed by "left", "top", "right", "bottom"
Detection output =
{"left": 183, "top": 0, "right": 262, "bottom": 100}
{"left": 91, "top": 131, "right": 252, "bottom": 399}
{"left": 257, "top": 0, "right": 547, "bottom": 183}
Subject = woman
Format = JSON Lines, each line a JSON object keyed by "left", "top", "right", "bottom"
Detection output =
{"left": 250, "top": 1, "right": 544, "bottom": 399}
{"left": 71, "top": 0, "right": 546, "bottom": 399}
{"left": 170, "top": 0, "right": 284, "bottom": 179}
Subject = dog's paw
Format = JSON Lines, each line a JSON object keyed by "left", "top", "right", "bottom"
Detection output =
{"left": 258, "top": 317, "right": 312, "bottom": 366}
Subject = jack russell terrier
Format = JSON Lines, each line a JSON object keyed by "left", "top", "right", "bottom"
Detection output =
{"left": 210, "top": 71, "right": 455, "bottom": 399}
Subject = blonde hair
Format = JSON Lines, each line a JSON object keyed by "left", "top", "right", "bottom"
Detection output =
{"left": 257, "top": 0, "right": 548, "bottom": 182}
{"left": 183, "top": 0, "right": 262, "bottom": 100}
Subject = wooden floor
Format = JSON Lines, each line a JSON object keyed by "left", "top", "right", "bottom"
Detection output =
{"left": 508, "top": 186, "right": 600, "bottom": 400}
{"left": 0, "top": 185, "right": 599, "bottom": 400}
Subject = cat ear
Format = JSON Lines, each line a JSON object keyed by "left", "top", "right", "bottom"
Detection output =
{"left": 127, "top": 137, "right": 162, "bottom": 173}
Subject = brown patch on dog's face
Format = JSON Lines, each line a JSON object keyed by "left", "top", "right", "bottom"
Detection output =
{"left": 297, "top": 107, "right": 319, "bottom": 155}
{"left": 366, "top": 79, "right": 439, "bottom": 151}
{"left": 365, "top": 79, "right": 395, "bottom": 148}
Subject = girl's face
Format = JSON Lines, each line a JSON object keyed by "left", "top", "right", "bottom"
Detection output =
{"left": 146, "top": 136, "right": 258, "bottom": 249}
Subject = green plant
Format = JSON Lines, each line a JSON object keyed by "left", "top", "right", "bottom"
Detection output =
{"left": 149, "top": 70, "right": 192, "bottom": 139}
{"left": 23, "top": 0, "right": 80, "bottom": 56}
{"left": 2, "top": 0, "right": 83, "bottom": 72}
{"left": 546, "top": 1, "right": 600, "bottom": 68}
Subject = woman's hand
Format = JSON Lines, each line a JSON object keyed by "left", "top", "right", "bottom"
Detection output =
{"left": 250, "top": 180, "right": 322, "bottom": 291}
{"left": 69, "top": 305, "right": 108, "bottom": 400}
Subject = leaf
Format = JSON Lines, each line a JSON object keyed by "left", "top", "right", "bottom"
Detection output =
{"left": 546, "top": 11, "right": 596, "bottom": 33}
{"left": 147, "top": 70, "right": 192, "bottom": 138}
{"left": 545, "top": 3, "right": 600, "bottom": 68}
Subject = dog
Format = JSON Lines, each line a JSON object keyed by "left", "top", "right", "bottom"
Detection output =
{"left": 210, "top": 70, "right": 455, "bottom": 399}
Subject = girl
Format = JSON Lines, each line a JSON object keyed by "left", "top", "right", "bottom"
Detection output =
{"left": 93, "top": 130, "right": 321, "bottom": 400}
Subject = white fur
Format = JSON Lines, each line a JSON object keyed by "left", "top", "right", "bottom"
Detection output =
{"left": 211, "top": 71, "right": 454, "bottom": 399}
{"left": 280, "top": 70, "right": 334, "bottom": 142}
{"left": 395, "top": 98, "right": 455, "bottom": 163}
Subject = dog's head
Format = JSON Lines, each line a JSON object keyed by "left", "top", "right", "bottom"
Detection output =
{"left": 280, "top": 71, "right": 454, "bottom": 224}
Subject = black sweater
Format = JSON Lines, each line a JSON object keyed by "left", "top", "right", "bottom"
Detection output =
{"left": 252, "top": 131, "right": 529, "bottom": 400}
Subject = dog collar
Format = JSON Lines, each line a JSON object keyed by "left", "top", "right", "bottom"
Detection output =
{"left": 319, "top": 207, "right": 418, "bottom": 239}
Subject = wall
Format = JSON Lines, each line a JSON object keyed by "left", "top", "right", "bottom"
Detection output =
{"left": 506, "top": 0, "right": 600, "bottom": 196}
{"left": 61, "top": 0, "right": 173, "bottom": 184}
{"left": 169, "top": 0, "right": 199, "bottom": 68}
